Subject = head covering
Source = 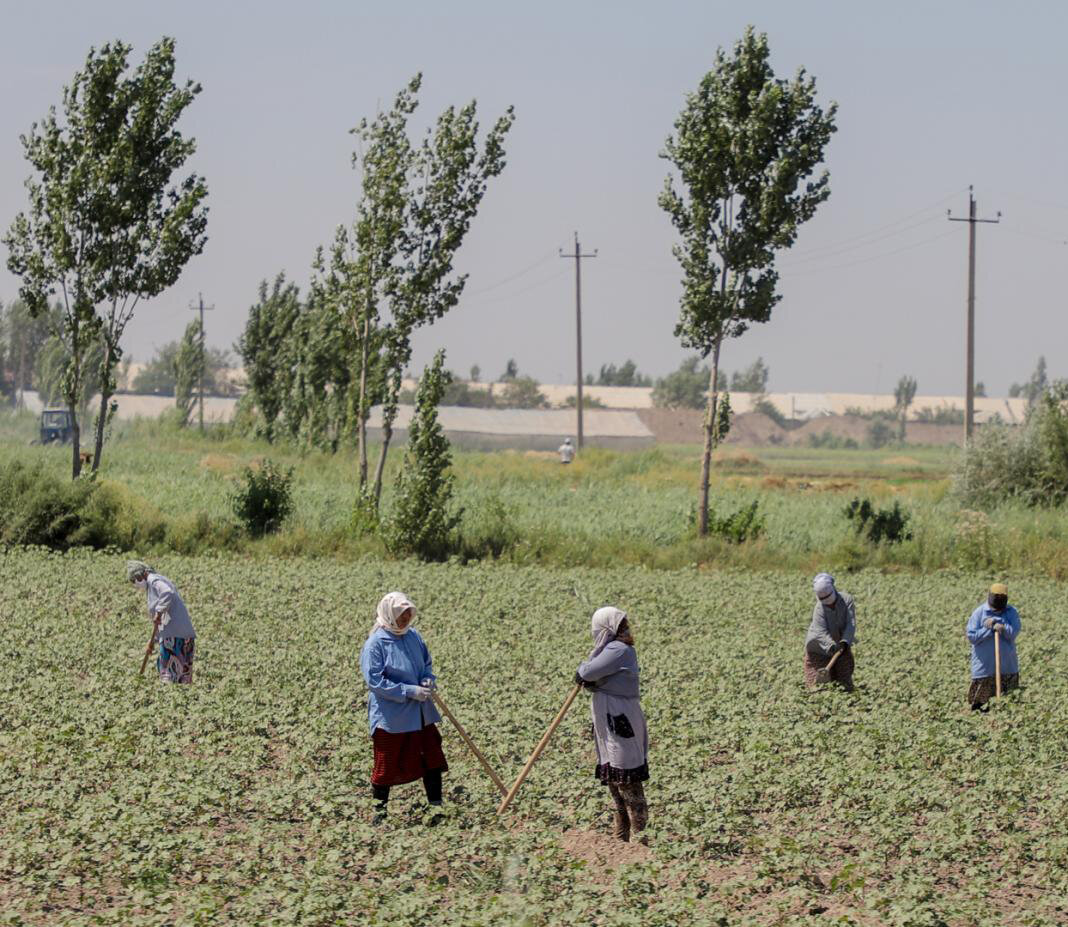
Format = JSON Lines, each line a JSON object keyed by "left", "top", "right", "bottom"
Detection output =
{"left": 126, "top": 560, "right": 152, "bottom": 582}
{"left": 588, "top": 606, "right": 628, "bottom": 660}
{"left": 813, "top": 572, "right": 836, "bottom": 603}
{"left": 375, "top": 592, "right": 416, "bottom": 635}
{"left": 990, "top": 583, "right": 1008, "bottom": 596}
{"left": 564, "top": 438, "right": 572, "bottom": 444}
{"left": 988, "top": 582, "right": 1008, "bottom": 611}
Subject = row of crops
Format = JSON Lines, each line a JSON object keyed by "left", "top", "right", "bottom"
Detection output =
{"left": 3, "top": 549, "right": 1067, "bottom": 925}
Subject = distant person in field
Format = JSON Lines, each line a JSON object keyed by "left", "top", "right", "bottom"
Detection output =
{"left": 558, "top": 437, "right": 575, "bottom": 464}
{"left": 804, "top": 572, "right": 856, "bottom": 691}
{"left": 575, "top": 607, "right": 649, "bottom": 842}
{"left": 126, "top": 560, "right": 196, "bottom": 684}
{"left": 360, "top": 592, "right": 448, "bottom": 823}
{"left": 966, "top": 583, "right": 1021, "bottom": 711}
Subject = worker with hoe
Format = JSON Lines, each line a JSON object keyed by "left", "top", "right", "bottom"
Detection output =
{"left": 360, "top": 592, "right": 448, "bottom": 823}
{"left": 966, "top": 583, "right": 1021, "bottom": 711}
{"left": 574, "top": 606, "right": 649, "bottom": 843}
{"left": 803, "top": 572, "right": 857, "bottom": 691}
{"left": 127, "top": 560, "right": 197, "bottom": 683}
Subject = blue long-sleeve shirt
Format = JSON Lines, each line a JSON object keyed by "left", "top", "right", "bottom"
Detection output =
{"left": 966, "top": 604, "right": 1020, "bottom": 679}
{"left": 359, "top": 627, "right": 440, "bottom": 735}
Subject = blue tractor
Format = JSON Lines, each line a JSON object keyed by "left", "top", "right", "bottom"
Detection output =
{"left": 39, "top": 408, "right": 74, "bottom": 444}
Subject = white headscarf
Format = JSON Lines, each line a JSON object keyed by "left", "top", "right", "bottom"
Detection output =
{"left": 375, "top": 592, "right": 416, "bottom": 635}
{"left": 813, "top": 572, "right": 836, "bottom": 604}
{"left": 588, "top": 606, "right": 628, "bottom": 660}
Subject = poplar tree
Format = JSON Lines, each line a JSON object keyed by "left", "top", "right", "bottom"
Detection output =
{"left": 318, "top": 74, "right": 513, "bottom": 507}
{"left": 660, "top": 28, "right": 836, "bottom": 534}
{"left": 4, "top": 38, "right": 207, "bottom": 477}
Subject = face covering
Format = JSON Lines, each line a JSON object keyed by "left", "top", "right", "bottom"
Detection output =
{"left": 134, "top": 578, "right": 148, "bottom": 590}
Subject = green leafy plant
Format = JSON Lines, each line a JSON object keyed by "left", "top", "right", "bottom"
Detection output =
{"left": 844, "top": 497, "right": 912, "bottom": 544}
{"left": 230, "top": 458, "right": 294, "bottom": 536}
{"left": 384, "top": 350, "right": 462, "bottom": 560}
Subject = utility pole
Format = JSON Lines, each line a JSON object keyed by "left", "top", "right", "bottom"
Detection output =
{"left": 559, "top": 232, "right": 597, "bottom": 449}
{"left": 948, "top": 187, "right": 999, "bottom": 443}
{"left": 189, "top": 293, "right": 214, "bottom": 432}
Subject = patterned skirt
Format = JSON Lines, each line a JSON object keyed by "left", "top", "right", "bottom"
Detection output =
{"left": 803, "top": 647, "right": 855, "bottom": 690}
{"left": 968, "top": 673, "right": 1019, "bottom": 706}
{"left": 371, "top": 724, "right": 448, "bottom": 786}
{"left": 158, "top": 637, "right": 195, "bottom": 684}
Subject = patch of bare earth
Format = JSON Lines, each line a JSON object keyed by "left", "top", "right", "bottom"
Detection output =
{"left": 560, "top": 828, "right": 652, "bottom": 881}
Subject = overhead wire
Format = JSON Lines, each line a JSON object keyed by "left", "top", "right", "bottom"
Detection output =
{"left": 780, "top": 228, "right": 958, "bottom": 277}
{"left": 464, "top": 250, "right": 558, "bottom": 296}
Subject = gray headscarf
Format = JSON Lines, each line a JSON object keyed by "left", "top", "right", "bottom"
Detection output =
{"left": 126, "top": 560, "right": 152, "bottom": 582}
{"left": 375, "top": 592, "right": 416, "bottom": 635}
{"left": 588, "top": 606, "right": 628, "bottom": 660}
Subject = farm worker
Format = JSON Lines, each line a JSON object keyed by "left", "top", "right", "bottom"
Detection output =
{"left": 803, "top": 572, "right": 856, "bottom": 691}
{"left": 360, "top": 592, "right": 448, "bottom": 822}
{"left": 966, "top": 583, "right": 1021, "bottom": 710}
{"left": 559, "top": 437, "right": 575, "bottom": 464}
{"left": 126, "top": 560, "right": 196, "bottom": 684}
{"left": 574, "top": 606, "right": 649, "bottom": 842}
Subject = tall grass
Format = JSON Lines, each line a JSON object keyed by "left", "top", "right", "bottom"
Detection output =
{"left": 0, "top": 410, "right": 1064, "bottom": 576}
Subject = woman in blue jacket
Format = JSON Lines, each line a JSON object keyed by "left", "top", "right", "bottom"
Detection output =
{"left": 966, "top": 583, "right": 1021, "bottom": 710}
{"left": 360, "top": 592, "right": 448, "bottom": 820}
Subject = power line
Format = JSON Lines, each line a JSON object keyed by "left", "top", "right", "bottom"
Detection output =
{"left": 779, "top": 229, "right": 957, "bottom": 277}
{"left": 560, "top": 232, "right": 597, "bottom": 450}
{"left": 779, "top": 214, "right": 943, "bottom": 267}
{"left": 465, "top": 250, "right": 557, "bottom": 296}
{"left": 463, "top": 267, "right": 568, "bottom": 304}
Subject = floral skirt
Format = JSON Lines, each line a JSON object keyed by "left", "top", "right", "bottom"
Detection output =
{"left": 968, "top": 673, "right": 1019, "bottom": 706}
{"left": 371, "top": 724, "right": 448, "bottom": 786}
{"left": 158, "top": 637, "right": 195, "bottom": 684}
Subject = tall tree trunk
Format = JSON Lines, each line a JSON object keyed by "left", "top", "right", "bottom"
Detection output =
{"left": 91, "top": 343, "right": 115, "bottom": 472}
{"left": 372, "top": 417, "right": 392, "bottom": 508}
{"left": 697, "top": 337, "right": 723, "bottom": 536}
{"left": 356, "top": 312, "right": 370, "bottom": 493}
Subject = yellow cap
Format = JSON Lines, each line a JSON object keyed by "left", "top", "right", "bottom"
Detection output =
{"left": 990, "top": 583, "right": 1008, "bottom": 596}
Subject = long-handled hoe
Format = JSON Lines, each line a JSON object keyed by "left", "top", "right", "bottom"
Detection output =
{"left": 497, "top": 683, "right": 582, "bottom": 815}
{"left": 994, "top": 629, "right": 1002, "bottom": 698}
{"left": 814, "top": 646, "right": 844, "bottom": 685}
{"left": 138, "top": 617, "right": 160, "bottom": 676}
{"left": 432, "top": 691, "right": 507, "bottom": 797}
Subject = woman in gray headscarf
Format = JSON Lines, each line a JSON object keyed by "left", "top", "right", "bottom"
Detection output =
{"left": 574, "top": 606, "right": 649, "bottom": 842}
{"left": 804, "top": 572, "right": 856, "bottom": 691}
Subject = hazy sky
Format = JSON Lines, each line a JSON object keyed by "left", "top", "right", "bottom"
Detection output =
{"left": 1, "top": 1, "right": 1066, "bottom": 396}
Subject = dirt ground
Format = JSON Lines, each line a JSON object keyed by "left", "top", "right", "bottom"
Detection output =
{"left": 637, "top": 409, "right": 965, "bottom": 447}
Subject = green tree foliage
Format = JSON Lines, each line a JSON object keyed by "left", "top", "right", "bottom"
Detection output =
{"left": 844, "top": 497, "right": 913, "bottom": 544}
{"left": 230, "top": 459, "right": 295, "bottom": 537}
{"left": 0, "top": 300, "right": 52, "bottom": 405}
{"left": 1009, "top": 356, "right": 1048, "bottom": 406}
{"left": 4, "top": 38, "right": 208, "bottom": 477}
{"left": 315, "top": 74, "right": 514, "bottom": 509}
{"left": 173, "top": 319, "right": 202, "bottom": 426}
{"left": 131, "top": 338, "right": 231, "bottom": 397}
{"left": 34, "top": 331, "right": 104, "bottom": 420}
{"left": 956, "top": 383, "right": 1068, "bottom": 507}
{"left": 659, "top": 27, "right": 836, "bottom": 534}
{"left": 730, "top": 357, "right": 769, "bottom": 393}
{"left": 500, "top": 358, "right": 519, "bottom": 381}
{"left": 385, "top": 350, "right": 462, "bottom": 560}
{"left": 235, "top": 274, "right": 302, "bottom": 440}
{"left": 651, "top": 356, "right": 725, "bottom": 409}
{"left": 497, "top": 376, "right": 548, "bottom": 409}
{"left": 894, "top": 375, "right": 917, "bottom": 442}
{"left": 594, "top": 359, "right": 652, "bottom": 387}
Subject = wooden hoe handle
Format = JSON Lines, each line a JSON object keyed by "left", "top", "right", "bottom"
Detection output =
{"left": 994, "top": 630, "right": 1002, "bottom": 698}
{"left": 432, "top": 691, "right": 507, "bottom": 796}
{"left": 497, "top": 683, "right": 582, "bottom": 815}
{"left": 139, "top": 618, "right": 160, "bottom": 676}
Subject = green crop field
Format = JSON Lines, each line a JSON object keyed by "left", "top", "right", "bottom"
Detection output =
{"left": 3, "top": 548, "right": 1067, "bottom": 926}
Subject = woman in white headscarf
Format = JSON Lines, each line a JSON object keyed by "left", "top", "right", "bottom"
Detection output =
{"left": 804, "top": 572, "right": 857, "bottom": 691}
{"left": 574, "top": 606, "right": 649, "bottom": 842}
{"left": 359, "top": 592, "right": 447, "bottom": 822}
{"left": 126, "top": 560, "right": 196, "bottom": 683}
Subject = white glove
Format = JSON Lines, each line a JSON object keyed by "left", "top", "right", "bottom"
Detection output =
{"left": 407, "top": 685, "right": 432, "bottom": 702}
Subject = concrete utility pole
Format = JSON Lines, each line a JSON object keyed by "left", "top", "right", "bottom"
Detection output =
{"left": 948, "top": 187, "right": 999, "bottom": 443}
{"left": 559, "top": 232, "right": 597, "bottom": 449}
{"left": 189, "top": 293, "right": 214, "bottom": 431}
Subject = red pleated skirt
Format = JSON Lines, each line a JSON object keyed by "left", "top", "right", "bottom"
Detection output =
{"left": 371, "top": 724, "right": 448, "bottom": 786}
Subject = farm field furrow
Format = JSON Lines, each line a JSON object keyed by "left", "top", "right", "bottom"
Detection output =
{"left": 3, "top": 549, "right": 1067, "bottom": 925}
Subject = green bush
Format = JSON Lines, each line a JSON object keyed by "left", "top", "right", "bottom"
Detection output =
{"left": 807, "top": 429, "right": 858, "bottom": 450}
{"left": 697, "top": 499, "right": 765, "bottom": 543}
{"left": 866, "top": 419, "right": 896, "bottom": 448}
{"left": 844, "top": 497, "right": 912, "bottom": 544}
{"left": 457, "top": 494, "right": 520, "bottom": 561}
{"left": 230, "top": 458, "right": 294, "bottom": 536}
{"left": 384, "top": 351, "right": 463, "bottom": 561}
{"left": 0, "top": 460, "right": 105, "bottom": 549}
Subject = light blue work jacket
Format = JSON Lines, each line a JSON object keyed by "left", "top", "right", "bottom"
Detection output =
{"left": 359, "top": 627, "right": 440, "bottom": 735}
{"left": 966, "top": 604, "right": 1021, "bottom": 679}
